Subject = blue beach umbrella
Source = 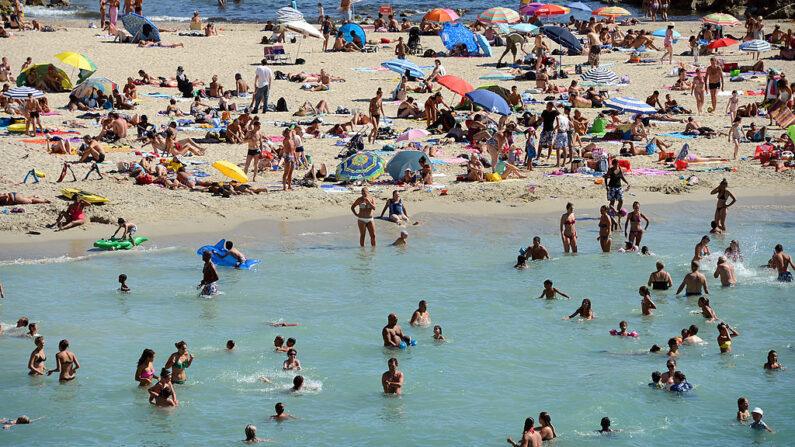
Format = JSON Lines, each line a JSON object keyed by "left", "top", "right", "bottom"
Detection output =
{"left": 338, "top": 22, "right": 366, "bottom": 44}
{"left": 605, "top": 96, "right": 656, "bottom": 114}
{"left": 739, "top": 40, "right": 771, "bottom": 53}
{"left": 652, "top": 28, "right": 681, "bottom": 42}
{"left": 3, "top": 86, "right": 45, "bottom": 99}
{"left": 440, "top": 22, "right": 479, "bottom": 54}
{"left": 496, "top": 23, "right": 511, "bottom": 34}
{"left": 510, "top": 23, "right": 540, "bottom": 34}
{"left": 465, "top": 89, "right": 511, "bottom": 116}
{"left": 540, "top": 26, "right": 582, "bottom": 53}
{"left": 336, "top": 152, "right": 386, "bottom": 182}
{"left": 381, "top": 59, "right": 425, "bottom": 78}
{"left": 385, "top": 150, "right": 427, "bottom": 180}
{"left": 121, "top": 13, "right": 160, "bottom": 42}
{"left": 567, "top": 1, "right": 591, "bottom": 12}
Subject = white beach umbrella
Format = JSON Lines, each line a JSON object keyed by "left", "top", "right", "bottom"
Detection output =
{"left": 581, "top": 67, "right": 618, "bottom": 84}
{"left": 739, "top": 40, "right": 771, "bottom": 53}
{"left": 3, "top": 86, "right": 45, "bottom": 99}
{"left": 284, "top": 20, "right": 322, "bottom": 39}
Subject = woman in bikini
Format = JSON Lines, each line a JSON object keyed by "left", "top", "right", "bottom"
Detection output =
{"left": 691, "top": 68, "right": 706, "bottom": 114}
{"left": 47, "top": 339, "right": 79, "bottom": 382}
{"left": 27, "top": 336, "right": 46, "bottom": 375}
{"left": 165, "top": 341, "right": 194, "bottom": 385}
{"left": 597, "top": 205, "right": 614, "bottom": 252}
{"left": 693, "top": 235, "right": 711, "bottom": 262}
{"left": 135, "top": 348, "right": 158, "bottom": 387}
{"left": 562, "top": 298, "right": 593, "bottom": 320}
{"left": 648, "top": 260, "right": 673, "bottom": 290}
{"left": 559, "top": 202, "right": 578, "bottom": 253}
{"left": 0, "top": 192, "right": 49, "bottom": 206}
{"left": 710, "top": 178, "right": 736, "bottom": 232}
{"left": 624, "top": 201, "right": 650, "bottom": 247}
{"left": 351, "top": 187, "right": 376, "bottom": 247}
{"left": 717, "top": 322, "right": 739, "bottom": 353}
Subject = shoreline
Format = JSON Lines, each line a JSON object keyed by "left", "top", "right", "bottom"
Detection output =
{"left": 3, "top": 187, "right": 793, "bottom": 262}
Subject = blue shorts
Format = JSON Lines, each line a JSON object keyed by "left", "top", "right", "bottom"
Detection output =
{"left": 607, "top": 186, "right": 623, "bottom": 202}
{"left": 778, "top": 271, "right": 793, "bottom": 282}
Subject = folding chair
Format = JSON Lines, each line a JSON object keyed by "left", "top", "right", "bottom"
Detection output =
{"left": 273, "top": 45, "right": 291, "bottom": 64}
{"left": 263, "top": 46, "right": 277, "bottom": 63}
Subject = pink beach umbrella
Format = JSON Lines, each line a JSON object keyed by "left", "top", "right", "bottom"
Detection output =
{"left": 396, "top": 128, "right": 430, "bottom": 142}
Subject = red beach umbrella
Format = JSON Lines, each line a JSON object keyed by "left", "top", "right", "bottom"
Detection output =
{"left": 706, "top": 37, "right": 739, "bottom": 49}
{"left": 436, "top": 75, "right": 474, "bottom": 96}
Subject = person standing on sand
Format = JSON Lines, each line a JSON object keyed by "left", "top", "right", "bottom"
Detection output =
{"left": 770, "top": 244, "right": 794, "bottom": 282}
{"left": 382, "top": 358, "right": 403, "bottom": 395}
{"left": 691, "top": 67, "right": 706, "bottom": 114}
{"left": 252, "top": 59, "right": 273, "bottom": 115}
{"left": 676, "top": 261, "right": 709, "bottom": 296}
{"left": 281, "top": 127, "right": 296, "bottom": 191}
{"left": 587, "top": 25, "right": 601, "bottom": 68}
{"left": 99, "top": 0, "right": 107, "bottom": 29}
{"left": 340, "top": 0, "right": 351, "bottom": 22}
{"left": 198, "top": 251, "right": 219, "bottom": 296}
{"left": 351, "top": 187, "right": 376, "bottom": 247}
{"left": 244, "top": 121, "right": 263, "bottom": 181}
{"left": 368, "top": 88, "right": 384, "bottom": 144}
{"left": 660, "top": 23, "right": 674, "bottom": 64}
{"left": 705, "top": 58, "right": 723, "bottom": 113}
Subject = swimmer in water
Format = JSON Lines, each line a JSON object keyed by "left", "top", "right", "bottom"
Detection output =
{"left": 514, "top": 254, "right": 529, "bottom": 270}
{"left": 693, "top": 235, "right": 711, "bottom": 262}
{"left": 165, "top": 341, "right": 194, "bottom": 384}
{"left": 623, "top": 201, "right": 650, "bottom": 247}
{"left": 559, "top": 202, "right": 578, "bottom": 253}
{"left": 660, "top": 359, "right": 677, "bottom": 385}
{"left": 682, "top": 325, "right": 703, "bottom": 344}
{"left": 410, "top": 300, "right": 431, "bottom": 327}
{"left": 226, "top": 340, "right": 235, "bottom": 351}
{"left": 597, "top": 205, "right": 615, "bottom": 252}
{"left": 597, "top": 417, "right": 615, "bottom": 433}
{"left": 538, "top": 279, "right": 570, "bottom": 299}
{"left": 135, "top": 348, "right": 158, "bottom": 387}
{"left": 750, "top": 408, "right": 774, "bottom": 433}
{"left": 724, "top": 240, "right": 744, "bottom": 263}
{"left": 432, "top": 325, "right": 446, "bottom": 341}
{"left": 562, "top": 298, "right": 593, "bottom": 320}
{"left": 524, "top": 236, "right": 551, "bottom": 260}
{"left": 152, "top": 384, "right": 178, "bottom": 407}
{"left": 290, "top": 375, "right": 304, "bottom": 392}
{"left": 717, "top": 321, "right": 739, "bottom": 353}
{"left": 612, "top": 320, "right": 631, "bottom": 336}
{"left": 507, "top": 417, "right": 542, "bottom": 447}
{"left": 119, "top": 273, "right": 130, "bottom": 292}
{"left": 676, "top": 261, "right": 709, "bottom": 296}
{"left": 667, "top": 337, "right": 680, "bottom": 357}
{"left": 714, "top": 256, "right": 737, "bottom": 286}
{"left": 649, "top": 371, "right": 664, "bottom": 389}
{"left": 268, "top": 322, "right": 299, "bottom": 327}
{"left": 639, "top": 286, "right": 657, "bottom": 316}
{"left": 709, "top": 220, "right": 723, "bottom": 235}
{"left": 198, "top": 251, "right": 219, "bottom": 296}
{"left": 382, "top": 313, "right": 411, "bottom": 348}
{"left": 648, "top": 260, "right": 673, "bottom": 290}
{"left": 770, "top": 244, "right": 794, "bottom": 282}
{"left": 737, "top": 397, "right": 750, "bottom": 421}
{"left": 47, "top": 339, "right": 79, "bottom": 382}
{"left": 283, "top": 349, "right": 302, "bottom": 370}
{"left": 763, "top": 350, "right": 782, "bottom": 370}
{"left": 285, "top": 337, "right": 296, "bottom": 351}
{"left": 27, "top": 336, "right": 46, "bottom": 376}
{"left": 1, "top": 415, "right": 44, "bottom": 430}
{"left": 243, "top": 424, "right": 271, "bottom": 443}
{"left": 274, "top": 335, "right": 288, "bottom": 352}
{"left": 693, "top": 296, "right": 717, "bottom": 322}
{"left": 669, "top": 371, "right": 692, "bottom": 392}
{"left": 213, "top": 240, "right": 248, "bottom": 269}
{"left": 270, "top": 402, "right": 298, "bottom": 421}
{"left": 382, "top": 358, "right": 404, "bottom": 395}
{"left": 26, "top": 323, "right": 39, "bottom": 338}
{"left": 535, "top": 412, "right": 557, "bottom": 441}
{"left": 392, "top": 230, "right": 408, "bottom": 247}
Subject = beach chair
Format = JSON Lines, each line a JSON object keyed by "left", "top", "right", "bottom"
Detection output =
{"left": 189, "top": 22, "right": 202, "bottom": 31}
{"left": 263, "top": 46, "right": 277, "bottom": 63}
{"left": 769, "top": 105, "right": 795, "bottom": 130}
{"left": 273, "top": 45, "right": 291, "bottom": 64}
{"left": 362, "top": 44, "right": 379, "bottom": 53}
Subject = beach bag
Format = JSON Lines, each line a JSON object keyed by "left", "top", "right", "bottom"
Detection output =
{"left": 295, "top": 58, "right": 306, "bottom": 65}
{"left": 485, "top": 172, "right": 502, "bottom": 182}
{"left": 276, "top": 97, "right": 288, "bottom": 112}
{"left": 423, "top": 49, "right": 435, "bottom": 57}
{"left": 596, "top": 156, "right": 608, "bottom": 173}
{"left": 136, "top": 174, "right": 154, "bottom": 185}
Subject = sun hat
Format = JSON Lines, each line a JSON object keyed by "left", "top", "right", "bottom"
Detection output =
{"left": 752, "top": 408, "right": 763, "bottom": 415}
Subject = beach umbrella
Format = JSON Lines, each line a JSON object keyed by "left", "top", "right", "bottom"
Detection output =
{"left": 581, "top": 67, "right": 618, "bottom": 84}
{"left": 276, "top": 6, "right": 304, "bottom": 22}
{"left": 496, "top": 23, "right": 511, "bottom": 34}
{"left": 604, "top": 97, "right": 656, "bottom": 114}
{"left": 385, "top": 150, "right": 427, "bottom": 180}
{"left": 540, "top": 26, "right": 582, "bottom": 53}
{"left": 476, "top": 84, "right": 510, "bottom": 102}
{"left": 440, "top": 22, "right": 480, "bottom": 54}
{"left": 465, "top": 89, "right": 511, "bottom": 116}
{"left": 510, "top": 23, "right": 540, "bottom": 34}
{"left": 283, "top": 20, "right": 322, "bottom": 38}
{"left": 121, "top": 13, "right": 160, "bottom": 42}
{"left": 740, "top": 40, "right": 771, "bottom": 53}
{"left": 16, "top": 64, "right": 72, "bottom": 91}
{"left": 706, "top": 37, "right": 739, "bottom": 50}
{"left": 479, "top": 71, "right": 515, "bottom": 80}
{"left": 381, "top": 59, "right": 425, "bottom": 79}
{"left": 55, "top": 52, "right": 97, "bottom": 72}
{"left": 212, "top": 160, "right": 248, "bottom": 184}
{"left": 567, "top": 1, "right": 591, "bottom": 12}
{"left": 652, "top": 28, "right": 681, "bottom": 42}
{"left": 338, "top": 22, "right": 366, "bottom": 44}
{"left": 519, "top": 3, "right": 545, "bottom": 16}
{"left": 437, "top": 75, "right": 474, "bottom": 96}
{"left": 700, "top": 13, "right": 740, "bottom": 26}
{"left": 3, "top": 86, "right": 44, "bottom": 99}
{"left": 71, "top": 77, "right": 117, "bottom": 101}
{"left": 396, "top": 128, "right": 430, "bottom": 142}
{"left": 592, "top": 6, "right": 630, "bottom": 17}
{"left": 424, "top": 8, "right": 459, "bottom": 23}
{"left": 534, "top": 4, "right": 570, "bottom": 18}
{"left": 478, "top": 7, "right": 520, "bottom": 24}
{"left": 336, "top": 152, "right": 386, "bottom": 182}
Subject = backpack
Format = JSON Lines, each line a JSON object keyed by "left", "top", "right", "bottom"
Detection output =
{"left": 276, "top": 97, "right": 288, "bottom": 112}
{"left": 136, "top": 174, "right": 154, "bottom": 185}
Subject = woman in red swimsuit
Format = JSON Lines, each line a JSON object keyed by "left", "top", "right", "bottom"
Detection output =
{"left": 54, "top": 196, "right": 89, "bottom": 231}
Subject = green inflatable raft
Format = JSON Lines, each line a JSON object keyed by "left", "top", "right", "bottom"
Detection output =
{"left": 93, "top": 237, "right": 148, "bottom": 250}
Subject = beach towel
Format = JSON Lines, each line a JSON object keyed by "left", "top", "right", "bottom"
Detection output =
{"left": 659, "top": 132, "right": 697, "bottom": 139}
{"left": 769, "top": 105, "right": 795, "bottom": 129}
{"left": 142, "top": 92, "right": 174, "bottom": 98}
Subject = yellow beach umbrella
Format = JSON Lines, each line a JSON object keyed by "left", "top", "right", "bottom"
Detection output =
{"left": 212, "top": 160, "right": 248, "bottom": 184}
{"left": 55, "top": 52, "right": 98, "bottom": 71}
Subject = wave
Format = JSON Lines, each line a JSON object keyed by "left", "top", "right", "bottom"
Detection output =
{"left": 0, "top": 245, "right": 177, "bottom": 266}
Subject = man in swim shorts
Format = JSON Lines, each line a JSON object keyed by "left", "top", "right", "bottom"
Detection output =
{"left": 604, "top": 159, "right": 630, "bottom": 212}
{"left": 198, "top": 251, "right": 219, "bottom": 295}
{"left": 713, "top": 256, "right": 737, "bottom": 286}
{"left": 705, "top": 57, "right": 723, "bottom": 114}
{"left": 382, "top": 313, "right": 410, "bottom": 348}
{"left": 770, "top": 244, "right": 794, "bottom": 282}
{"left": 676, "top": 261, "right": 709, "bottom": 295}
{"left": 524, "top": 236, "right": 551, "bottom": 260}
{"left": 381, "top": 358, "right": 403, "bottom": 395}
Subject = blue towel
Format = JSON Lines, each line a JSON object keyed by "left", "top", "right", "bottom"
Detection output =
{"left": 659, "top": 132, "right": 697, "bottom": 139}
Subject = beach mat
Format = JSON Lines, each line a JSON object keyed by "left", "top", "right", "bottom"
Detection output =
{"left": 769, "top": 106, "right": 795, "bottom": 129}
{"left": 659, "top": 132, "right": 697, "bottom": 139}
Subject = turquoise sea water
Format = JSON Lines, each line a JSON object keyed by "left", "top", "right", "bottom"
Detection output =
{"left": 0, "top": 199, "right": 792, "bottom": 446}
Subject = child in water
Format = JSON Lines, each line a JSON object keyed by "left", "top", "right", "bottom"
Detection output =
{"left": 118, "top": 273, "right": 130, "bottom": 292}
{"left": 538, "top": 279, "right": 570, "bottom": 299}
{"left": 610, "top": 320, "right": 637, "bottom": 337}
{"left": 432, "top": 325, "right": 446, "bottom": 341}
{"left": 274, "top": 335, "right": 289, "bottom": 352}
{"left": 226, "top": 340, "right": 235, "bottom": 351}
{"left": 649, "top": 371, "right": 664, "bottom": 389}
{"left": 514, "top": 254, "right": 528, "bottom": 270}
{"left": 737, "top": 397, "right": 750, "bottom": 421}
{"left": 111, "top": 218, "right": 138, "bottom": 246}
{"left": 213, "top": 240, "right": 247, "bottom": 269}
{"left": 692, "top": 296, "right": 716, "bottom": 322}
{"left": 750, "top": 408, "right": 774, "bottom": 433}
{"left": 270, "top": 402, "right": 297, "bottom": 421}
{"left": 597, "top": 417, "right": 614, "bottom": 433}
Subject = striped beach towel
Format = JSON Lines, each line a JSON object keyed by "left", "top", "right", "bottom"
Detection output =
{"left": 769, "top": 105, "right": 795, "bottom": 129}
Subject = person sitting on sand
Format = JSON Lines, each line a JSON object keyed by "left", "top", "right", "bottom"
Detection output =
{"left": 664, "top": 94, "right": 691, "bottom": 114}
{"left": 380, "top": 190, "right": 410, "bottom": 223}
{"left": 304, "top": 163, "right": 328, "bottom": 181}
{"left": 745, "top": 122, "right": 767, "bottom": 142}
{"left": 630, "top": 30, "right": 660, "bottom": 50}
{"left": 397, "top": 97, "right": 422, "bottom": 119}
{"left": 164, "top": 123, "right": 207, "bottom": 156}
{"left": 77, "top": 135, "right": 106, "bottom": 163}
{"left": 683, "top": 117, "right": 719, "bottom": 137}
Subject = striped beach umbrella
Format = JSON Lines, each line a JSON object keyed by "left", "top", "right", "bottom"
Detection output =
{"left": 276, "top": 6, "right": 304, "bottom": 22}
{"left": 478, "top": 7, "right": 520, "bottom": 24}
{"left": 72, "top": 77, "right": 118, "bottom": 101}
{"left": 740, "top": 40, "right": 772, "bottom": 53}
{"left": 3, "top": 86, "right": 45, "bottom": 99}
{"left": 604, "top": 97, "right": 656, "bottom": 114}
{"left": 336, "top": 152, "right": 386, "bottom": 182}
{"left": 592, "top": 6, "right": 630, "bottom": 17}
{"left": 700, "top": 13, "right": 740, "bottom": 26}
{"left": 581, "top": 67, "right": 618, "bottom": 84}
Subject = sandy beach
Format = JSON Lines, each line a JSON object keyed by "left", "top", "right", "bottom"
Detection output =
{"left": 0, "top": 17, "right": 793, "bottom": 246}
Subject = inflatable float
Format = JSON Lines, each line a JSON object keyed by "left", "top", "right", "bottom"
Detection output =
{"left": 196, "top": 239, "right": 261, "bottom": 269}
{"left": 94, "top": 237, "right": 148, "bottom": 250}
{"left": 61, "top": 188, "right": 109, "bottom": 204}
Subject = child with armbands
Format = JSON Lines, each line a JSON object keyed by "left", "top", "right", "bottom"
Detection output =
{"left": 610, "top": 320, "right": 638, "bottom": 337}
